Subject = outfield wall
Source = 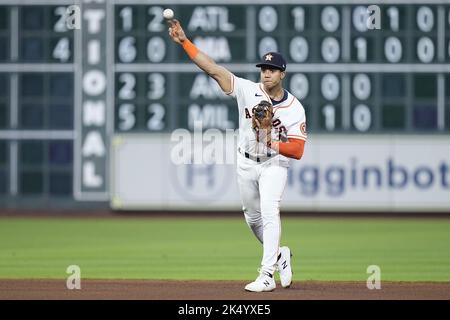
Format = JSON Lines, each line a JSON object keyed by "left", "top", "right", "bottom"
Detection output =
{"left": 111, "top": 134, "right": 450, "bottom": 212}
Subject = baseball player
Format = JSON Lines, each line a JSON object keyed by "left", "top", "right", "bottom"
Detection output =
{"left": 167, "top": 18, "right": 306, "bottom": 292}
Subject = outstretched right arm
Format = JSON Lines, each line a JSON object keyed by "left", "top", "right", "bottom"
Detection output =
{"left": 168, "top": 20, "right": 233, "bottom": 94}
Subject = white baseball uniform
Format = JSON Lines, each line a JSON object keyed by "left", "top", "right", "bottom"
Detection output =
{"left": 227, "top": 74, "right": 307, "bottom": 275}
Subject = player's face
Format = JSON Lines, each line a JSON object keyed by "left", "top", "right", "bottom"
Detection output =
{"left": 260, "top": 67, "right": 285, "bottom": 90}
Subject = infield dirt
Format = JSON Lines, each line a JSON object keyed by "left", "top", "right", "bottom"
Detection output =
{"left": 1, "top": 279, "right": 449, "bottom": 300}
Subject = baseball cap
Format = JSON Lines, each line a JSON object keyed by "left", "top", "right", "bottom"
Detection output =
{"left": 256, "top": 52, "right": 287, "bottom": 71}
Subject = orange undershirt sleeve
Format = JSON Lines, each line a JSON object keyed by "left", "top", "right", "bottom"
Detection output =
{"left": 271, "top": 138, "right": 305, "bottom": 160}
{"left": 182, "top": 39, "right": 199, "bottom": 60}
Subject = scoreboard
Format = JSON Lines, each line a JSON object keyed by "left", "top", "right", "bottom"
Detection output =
{"left": 113, "top": 1, "right": 450, "bottom": 134}
{"left": 0, "top": 1, "right": 76, "bottom": 203}
{"left": 0, "top": 0, "right": 449, "bottom": 205}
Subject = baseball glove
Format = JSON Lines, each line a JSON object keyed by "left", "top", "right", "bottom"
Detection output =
{"left": 252, "top": 100, "right": 273, "bottom": 147}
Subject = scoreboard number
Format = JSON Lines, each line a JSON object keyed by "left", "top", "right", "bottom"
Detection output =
{"left": 289, "top": 74, "right": 309, "bottom": 100}
{"left": 417, "top": 37, "right": 434, "bottom": 63}
{"left": 321, "top": 74, "right": 340, "bottom": 101}
{"left": 119, "top": 7, "right": 133, "bottom": 31}
{"left": 417, "top": 6, "right": 434, "bottom": 32}
{"left": 147, "top": 7, "right": 165, "bottom": 32}
{"left": 354, "top": 37, "right": 367, "bottom": 62}
{"left": 291, "top": 7, "right": 305, "bottom": 31}
{"left": 353, "top": 104, "right": 372, "bottom": 132}
{"left": 118, "top": 104, "right": 136, "bottom": 131}
{"left": 322, "top": 105, "right": 336, "bottom": 131}
{"left": 259, "top": 6, "right": 278, "bottom": 32}
{"left": 147, "top": 103, "right": 165, "bottom": 131}
{"left": 387, "top": 7, "right": 400, "bottom": 31}
{"left": 118, "top": 36, "right": 136, "bottom": 63}
{"left": 146, "top": 37, "right": 166, "bottom": 62}
{"left": 54, "top": 6, "right": 69, "bottom": 32}
{"left": 322, "top": 37, "right": 340, "bottom": 63}
{"left": 385, "top": 37, "right": 402, "bottom": 63}
{"left": 321, "top": 6, "right": 340, "bottom": 32}
{"left": 289, "top": 37, "right": 308, "bottom": 62}
{"left": 353, "top": 74, "right": 371, "bottom": 101}
{"left": 259, "top": 37, "right": 278, "bottom": 58}
{"left": 118, "top": 73, "right": 136, "bottom": 100}
{"left": 52, "top": 37, "right": 70, "bottom": 62}
{"left": 147, "top": 73, "right": 165, "bottom": 100}
{"left": 353, "top": 6, "right": 369, "bottom": 32}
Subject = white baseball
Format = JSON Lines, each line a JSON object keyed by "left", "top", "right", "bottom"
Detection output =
{"left": 163, "top": 8, "right": 174, "bottom": 20}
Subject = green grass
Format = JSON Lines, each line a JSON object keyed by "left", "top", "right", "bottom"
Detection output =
{"left": 0, "top": 217, "right": 449, "bottom": 281}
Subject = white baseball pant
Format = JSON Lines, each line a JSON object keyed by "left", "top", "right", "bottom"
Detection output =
{"left": 236, "top": 151, "right": 288, "bottom": 275}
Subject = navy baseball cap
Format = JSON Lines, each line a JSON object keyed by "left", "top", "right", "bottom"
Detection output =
{"left": 256, "top": 52, "right": 287, "bottom": 71}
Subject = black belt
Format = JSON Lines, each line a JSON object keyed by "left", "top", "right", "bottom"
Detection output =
{"left": 239, "top": 147, "right": 272, "bottom": 163}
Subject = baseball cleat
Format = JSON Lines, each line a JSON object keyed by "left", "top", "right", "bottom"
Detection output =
{"left": 244, "top": 269, "right": 276, "bottom": 292}
{"left": 277, "top": 246, "right": 293, "bottom": 288}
